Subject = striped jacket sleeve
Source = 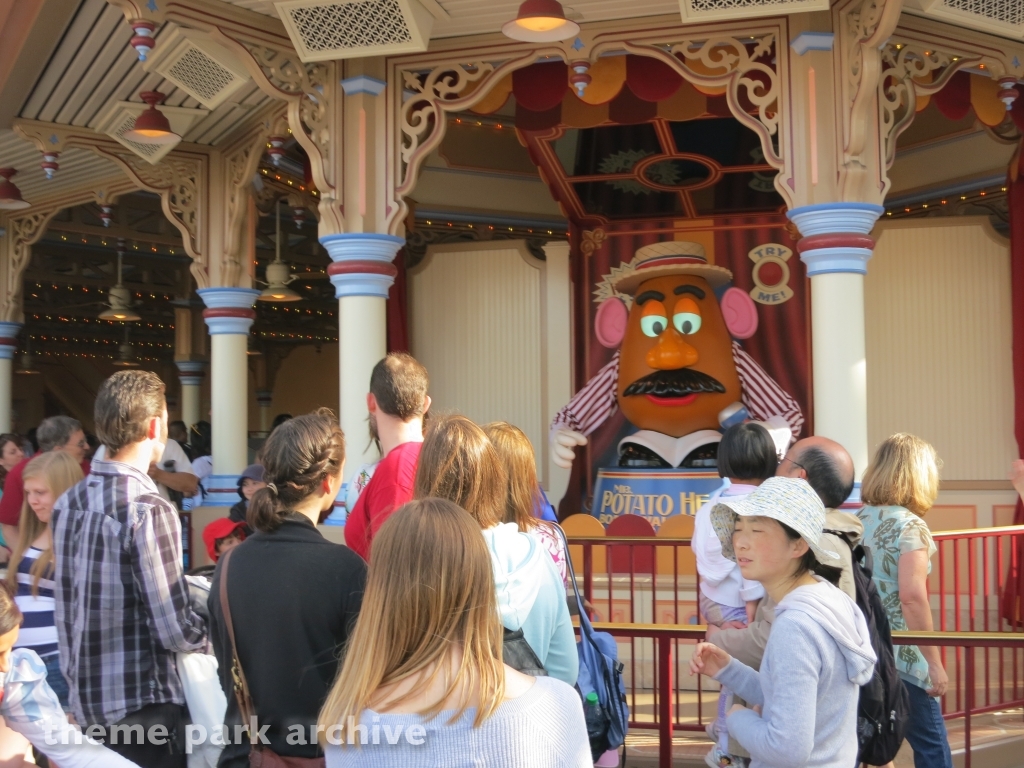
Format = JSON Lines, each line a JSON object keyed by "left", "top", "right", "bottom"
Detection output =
{"left": 550, "top": 351, "right": 620, "bottom": 437}
{"left": 732, "top": 341, "right": 805, "bottom": 440}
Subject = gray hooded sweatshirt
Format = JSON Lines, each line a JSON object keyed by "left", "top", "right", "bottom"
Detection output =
{"left": 715, "top": 578, "right": 877, "bottom": 768}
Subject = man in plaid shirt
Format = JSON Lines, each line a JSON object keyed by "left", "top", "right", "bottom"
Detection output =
{"left": 52, "top": 370, "right": 207, "bottom": 768}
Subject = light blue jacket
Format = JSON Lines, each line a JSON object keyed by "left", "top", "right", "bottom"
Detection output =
{"left": 482, "top": 523, "right": 578, "bottom": 685}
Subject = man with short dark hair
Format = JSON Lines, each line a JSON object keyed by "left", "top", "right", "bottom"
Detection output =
{"left": 168, "top": 420, "right": 190, "bottom": 456}
{"left": 0, "top": 415, "right": 89, "bottom": 549}
{"left": 344, "top": 353, "right": 430, "bottom": 560}
{"left": 52, "top": 370, "right": 207, "bottom": 768}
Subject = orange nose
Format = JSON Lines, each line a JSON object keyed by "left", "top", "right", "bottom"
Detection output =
{"left": 646, "top": 327, "right": 699, "bottom": 370}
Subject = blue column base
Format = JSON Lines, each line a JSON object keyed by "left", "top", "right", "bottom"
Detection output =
{"left": 203, "top": 474, "right": 241, "bottom": 507}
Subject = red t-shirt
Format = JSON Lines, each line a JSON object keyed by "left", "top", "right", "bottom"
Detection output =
{"left": 0, "top": 454, "right": 91, "bottom": 527}
{"left": 344, "top": 441, "right": 421, "bottom": 561}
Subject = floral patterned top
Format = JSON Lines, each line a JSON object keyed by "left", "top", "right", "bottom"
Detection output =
{"left": 528, "top": 522, "right": 569, "bottom": 586}
{"left": 857, "top": 504, "right": 937, "bottom": 690}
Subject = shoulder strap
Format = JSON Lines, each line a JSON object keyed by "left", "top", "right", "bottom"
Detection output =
{"left": 553, "top": 522, "right": 597, "bottom": 643}
{"left": 219, "top": 548, "right": 256, "bottom": 729}
{"left": 823, "top": 528, "right": 855, "bottom": 549}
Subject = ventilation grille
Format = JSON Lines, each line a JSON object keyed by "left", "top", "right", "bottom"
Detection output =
{"left": 680, "top": 0, "right": 828, "bottom": 19}
{"left": 943, "top": 0, "right": 1024, "bottom": 25}
{"left": 275, "top": 0, "right": 433, "bottom": 61}
{"left": 167, "top": 48, "right": 235, "bottom": 103}
{"left": 144, "top": 27, "right": 251, "bottom": 109}
{"left": 905, "top": 0, "right": 1024, "bottom": 37}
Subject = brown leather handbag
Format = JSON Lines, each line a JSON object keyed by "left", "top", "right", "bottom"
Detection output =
{"left": 219, "top": 548, "right": 326, "bottom": 768}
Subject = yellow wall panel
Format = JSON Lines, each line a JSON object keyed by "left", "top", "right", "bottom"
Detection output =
{"left": 409, "top": 243, "right": 544, "bottom": 469}
{"left": 866, "top": 218, "right": 1014, "bottom": 481}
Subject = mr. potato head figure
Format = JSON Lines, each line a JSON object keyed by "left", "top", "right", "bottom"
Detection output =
{"left": 550, "top": 241, "right": 803, "bottom": 470}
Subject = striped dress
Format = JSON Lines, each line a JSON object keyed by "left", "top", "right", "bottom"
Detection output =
{"left": 13, "top": 547, "right": 59, "bottom": 659}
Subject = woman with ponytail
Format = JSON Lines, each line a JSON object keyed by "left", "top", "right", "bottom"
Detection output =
{"left": 208, "top": 409, "right": 367, "bottom": 768}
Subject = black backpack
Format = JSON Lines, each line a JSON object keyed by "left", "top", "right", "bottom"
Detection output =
{"left": 827, "top": 531, "right": 910, "bottom": 764}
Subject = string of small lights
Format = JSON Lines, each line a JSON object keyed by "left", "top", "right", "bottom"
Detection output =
{"left": 27, "top": 284, "right": 176, "bottom": 303}
{"left": 28, "top": 335, "right": 172, "bottom": 348}
{"left": 885, "top": 185, "right": 1008, "bottom": 218}
{"left": 253, "top": 331, "right": 337, "bottom": 342}
{"left": 31, "top": 350, "right": 164, "bottom": 362}
{"left": 28, "top": 315, "right": 173, "bottom": 330}
{"left": 258, "top": 166, "right": 317, "bottom": 195}
{"left": 256, "top": 306, "right": 334, "bottom": 317}
{"left": 49, "top": 234, "right": 184, "bottom": 257}
{"left": 417, "top": 219, "right": 567, "bottom": 238}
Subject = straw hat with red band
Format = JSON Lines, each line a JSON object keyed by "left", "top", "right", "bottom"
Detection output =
{"left": 613, "top": 241, "right": 733, "bottom": 295}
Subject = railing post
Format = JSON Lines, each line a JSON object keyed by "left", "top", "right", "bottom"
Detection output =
{"left": 658, "top": 635, "right": 673, "bottom": 768}
{"left": 965, "top": 644, "right": 974, "bottom": 768}
{"left": 583, "top": 544, "right": 593, "bottom": 608}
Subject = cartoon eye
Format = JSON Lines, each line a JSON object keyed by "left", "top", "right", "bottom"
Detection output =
{"left": 673, "top": 297, "right": 702, "bottom": 335}
{"left": 640, "top": 314, "right": 668, "bottom": 337}
{"left": 639, "top": 299, "right": 669, "bottom": 338}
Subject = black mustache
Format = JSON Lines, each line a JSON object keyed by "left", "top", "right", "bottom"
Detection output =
{"left": 623, "top": 368, "right": 726, "bottom": 398}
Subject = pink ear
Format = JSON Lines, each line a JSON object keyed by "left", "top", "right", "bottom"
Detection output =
{"left": 721, "top": 287, "right": 759, "bottom": 339}
{"left": 595, "top": 297, "right": 628, "bottom": 348}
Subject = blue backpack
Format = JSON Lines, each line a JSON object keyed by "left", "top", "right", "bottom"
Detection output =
{"left": 556, "top": 525, "right": 629, "bottom": 758}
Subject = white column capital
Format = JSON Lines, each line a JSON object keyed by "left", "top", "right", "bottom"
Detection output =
{"left": 787, "top": 203, "right": 883, "bottom": 276}
{"left": 197, "top": 288, "right": 260, "bottom": 335}
{"left": 321, "top": 233, "right": 404, "bottom": 299}
{"left": 0, "top": 322, "right": 22, "bottom": 361}
{"left": 340, "top": 75, "right": 386, "bottom": 96}
{"left": 176, "top": 360, "right": 206, "bottom": 386}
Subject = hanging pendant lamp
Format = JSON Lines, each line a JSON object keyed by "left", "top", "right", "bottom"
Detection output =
{"left": 113, "top": 325, "right": 139, "bottom": 367}
{"left": 502, "top": 0, "right": 580, "bottom": 42}
{"left": 0, "top": 168, "right": 30, "bottom": 211}
{"left": 258, "top": 201, "right": 301, "bottom": 302}
{"left": 15, "top": 352, "right": 40, "bottom": 375}
{"left": 100, "top": 241, "right": 142, "bottom": 322}
{"left": 123, "top": 92, "right": 180, "bottom": 145}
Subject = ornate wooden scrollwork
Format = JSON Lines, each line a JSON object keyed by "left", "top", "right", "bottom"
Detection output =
{"left": 1, "top": 210, "right": 61, "bottom": 322}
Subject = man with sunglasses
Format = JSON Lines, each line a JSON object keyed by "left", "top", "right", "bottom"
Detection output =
{"left": 0, "top": 416, "right": 90, "bottom": 551}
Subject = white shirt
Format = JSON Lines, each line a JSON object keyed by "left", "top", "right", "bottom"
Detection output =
{"left": 93, "top": 440, "right": 195, "bottom": 504}
{"left": 692, "top": 482, "right": 765, "bottom": 608}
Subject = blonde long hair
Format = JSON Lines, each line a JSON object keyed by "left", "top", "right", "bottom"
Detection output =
{"left": 413, "top": 415, "right": 506, "bottom": 529}
{"left": 861, "top": 433, "right": 941, "bottom": 516}
{"left": 7, "top": 451, "right": 83, "bottom": 596}
{"left": 483, "top": 422, "right": 543, "bottom": 532}
{"left": 318, "top": 498, "right": 505, "bottom": 743}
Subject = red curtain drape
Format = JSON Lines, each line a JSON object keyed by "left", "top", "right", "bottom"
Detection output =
{"left": 386, "top": 248, "right": 409, "bottom": 353}
{"left": 1002, "top": 143, "right": 1024, "bottom": 628}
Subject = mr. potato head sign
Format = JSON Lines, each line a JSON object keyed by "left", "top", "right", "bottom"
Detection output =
{"left": 551, "top": 241, "right": 804, "bottom": 472}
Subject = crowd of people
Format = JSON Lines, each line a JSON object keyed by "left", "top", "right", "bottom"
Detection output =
{"left": 0, "top": 351, "right": 970, "bottom": 768}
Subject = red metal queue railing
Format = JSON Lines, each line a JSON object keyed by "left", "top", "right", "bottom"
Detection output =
{"left": 568, "top": 526, "right": 1024, "bottom": 727}
{"left": 583, "top": 623, "right": 1024, "bottom": 768}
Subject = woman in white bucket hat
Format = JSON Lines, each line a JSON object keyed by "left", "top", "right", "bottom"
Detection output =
{"left": 689, "top": 477, "right": 877, "bottom": 768}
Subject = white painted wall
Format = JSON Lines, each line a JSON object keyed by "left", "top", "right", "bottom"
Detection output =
{"left": 866, "top": 217, "right": 1015, "bottom": 481}
{"left": 409, "top": 240, "right": 572, "bottom": 497}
